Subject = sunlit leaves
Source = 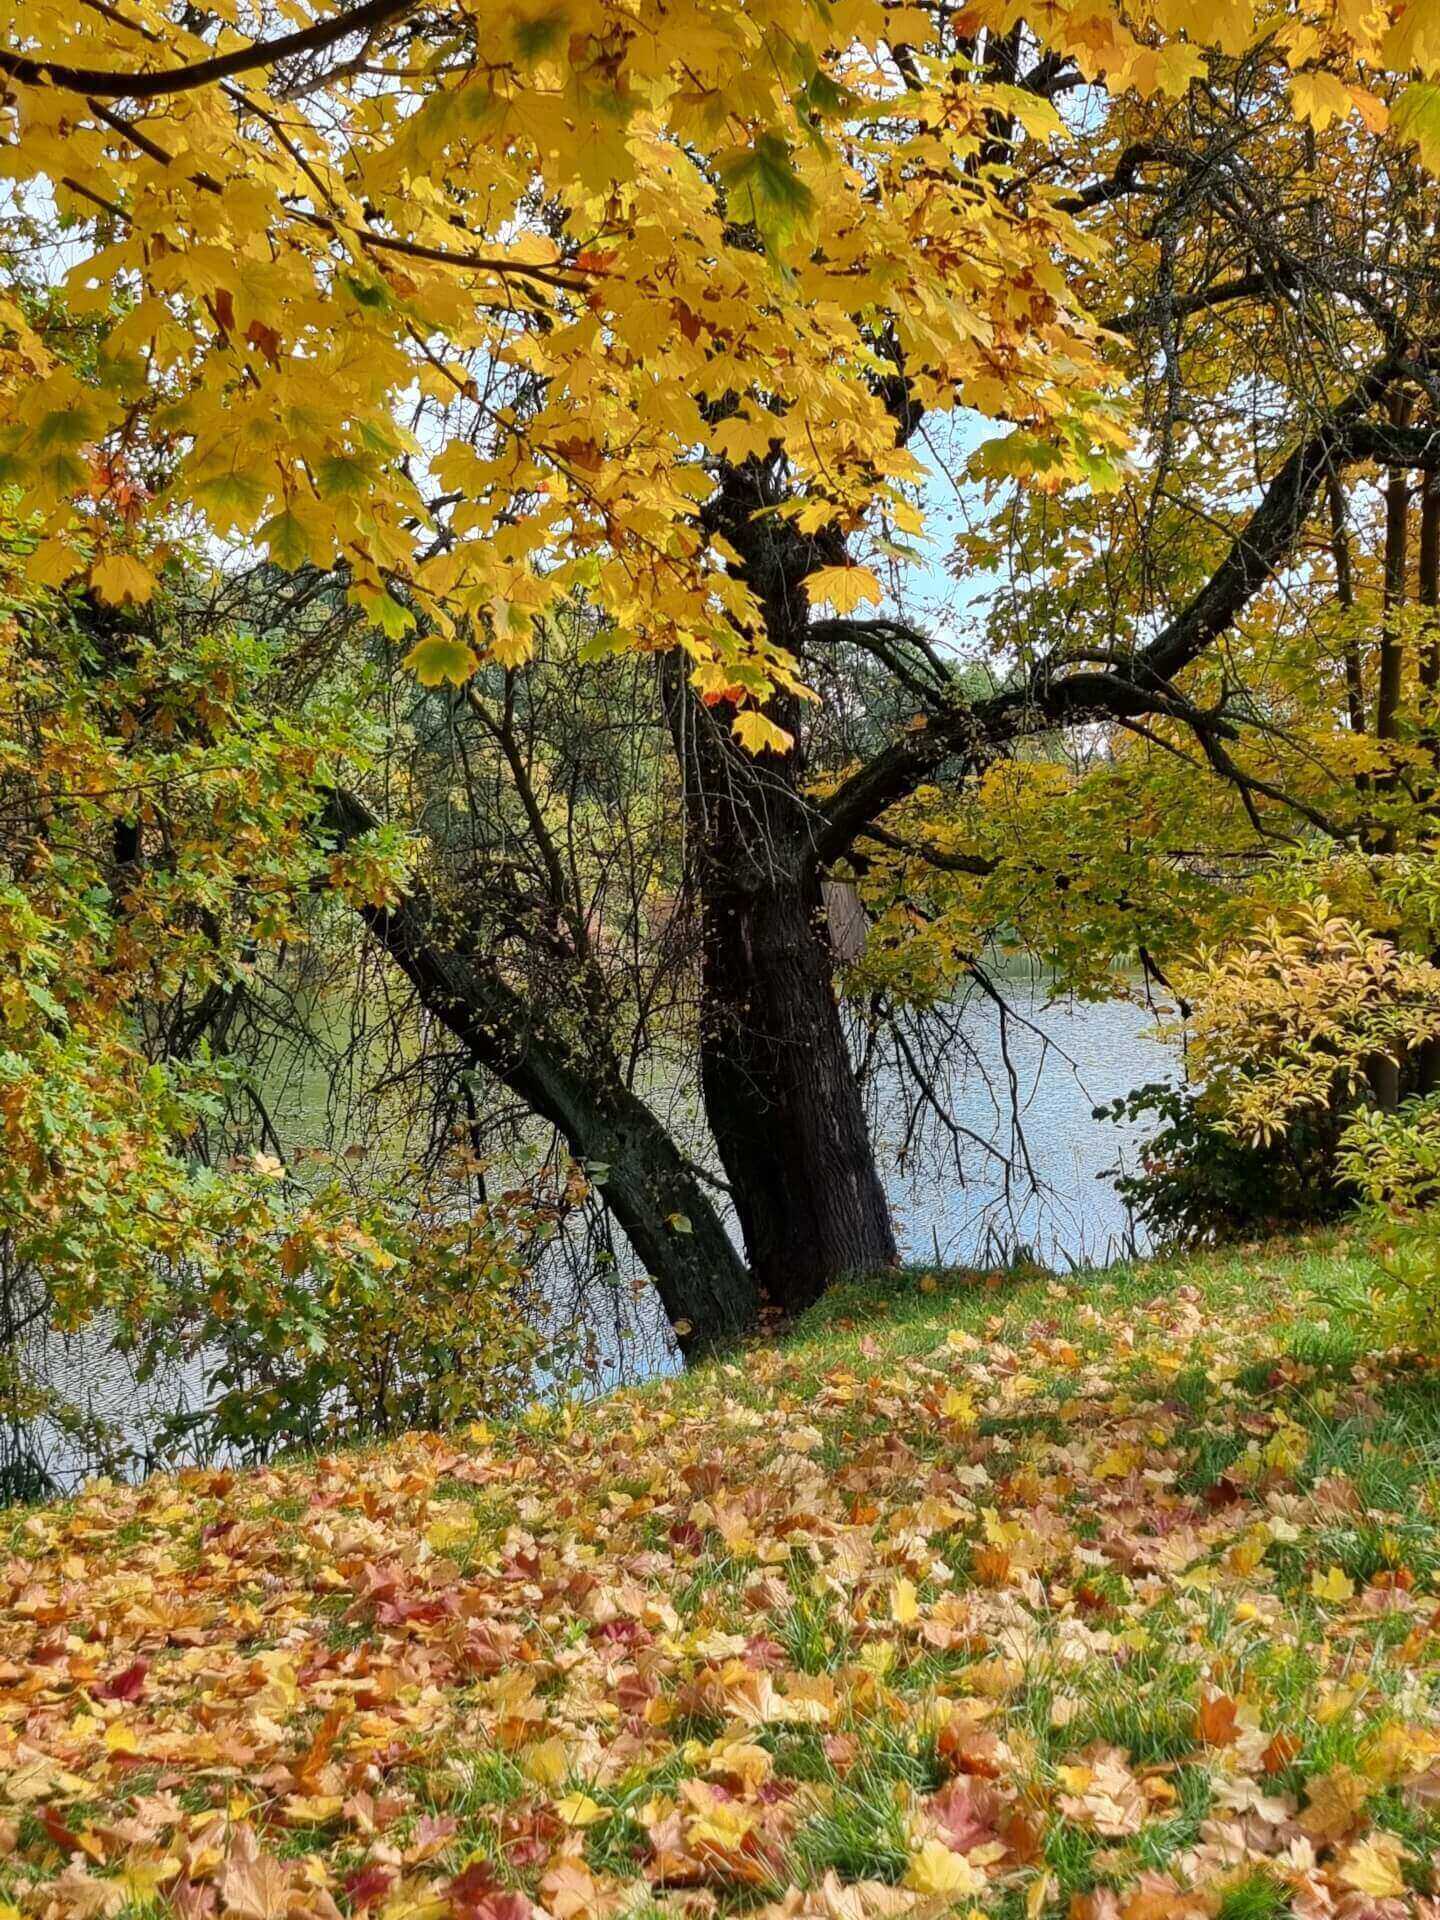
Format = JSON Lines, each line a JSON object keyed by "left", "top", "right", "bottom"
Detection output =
{"left": 1393, "top": 82, "right": 1440, "bottom": 172}
{"left": 87, "top": 554, "right": 153, "bottom": 605}
{"left": 403, "top": 635, "right": 479, "bottom": 687}
{"left": 731, "top": 709, "right": 793, "bottom": 755}
{"left": 802, "top": 566, "right": 884, "bottom": 615}
{"left": 10, "top": 0, "right": 1414, "bottom": 714}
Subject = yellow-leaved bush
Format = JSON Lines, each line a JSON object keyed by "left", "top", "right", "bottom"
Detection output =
{"left": 1179, "top": 903, "right": 1440, "bottom": 1148}
{"left": 1178, "top": 901, "right": 1440, "bottom": 1353}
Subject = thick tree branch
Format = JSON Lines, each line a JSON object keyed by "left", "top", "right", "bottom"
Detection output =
{"left": 1055, "top": 142, "right": 1171, "bottom": 213}
{"left": 811, "top": 361, "right": 1407, "bottom": 866}
{"left": 316, "top": 786, "right": 758, "bottom": 1349}
{"left": 1104, "top": 265, "right": 1298, "bottom": 336}
{"left": 1, "top": 0, "right": 417, "bottom": 98}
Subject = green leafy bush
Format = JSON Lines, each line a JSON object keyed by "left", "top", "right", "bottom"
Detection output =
{"left": 1098, "top": 1080, "right": 1349, "bottom": 1249}
{"left": 1330, "top": 1097, "right": 1440, "bottom": 1352}
{"left": 176, "top": 1164, "right": 578, "bottom": 1461}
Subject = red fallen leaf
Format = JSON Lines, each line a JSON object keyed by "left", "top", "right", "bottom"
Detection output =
{"left": 500, "top": 1804, "right": 561, "bottom": 1871}
{"left": 1197, "top": 1690, "right": 1239, "bottom": 1747}
{"left": 616, "top": 1668, "right": 656, "bottom": 1714}
{"left": 926, "top": 1776, "right": 1002, "bottom": 1854}
{"left": 1203, "top": 1476, "right": 1243, "bottom": 1508}
{"left": 936, "top": 1716, "right": 1003, "bottom": 1778}
{"left": 172, "top": 1878, "right": 218, "bottom": 1920}
{"left": 344, "top": 1864, "right": 396, "bottom": 1910}
{"left": 94, "top": 1659, "right": 149, "bottom": 1703}
{"left": 405, "top": 1814, "right": 458, "bottom": 1863}
{"left": 39, "top": 1805, "right": 82, "bottom": 1853}
{"left": 458, "top": 1623, "right": 520, "bottom": 1676}
{"left": 450, "top": 1860, "right": 532, "bottom": 1920}
{"left": 742, "top": 1636, "right": 786, "bottom": 1668}
{"left": 502, "top": 1834, "right": 550, "bottom": 1871}
{"left": 592, "top": 1617, "right": 646, "bottom": 1646}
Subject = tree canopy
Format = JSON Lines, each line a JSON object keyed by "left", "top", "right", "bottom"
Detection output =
{"left": 7, "top": 0, "right": 1440, "bottom": 1460}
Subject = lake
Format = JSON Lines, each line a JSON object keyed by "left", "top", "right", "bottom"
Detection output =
{"left": 5, "top": 977, "right": 1177, "bottom": 1494}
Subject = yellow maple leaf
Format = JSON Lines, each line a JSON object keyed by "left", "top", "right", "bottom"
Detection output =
{"left": 686, "top": 1796, "right": 757, "bottom": 1851}
{"left": 1338, "top": 1834, "right": 1408, "bottom": 1898}
{"left": 1290, "top": 69, "right": 1352, "bottom": 133}
{"left": 1311, "top": 1565, "right": 1355, "bottom": 1604}
{"left": 904, "top": 1840, "right": 985, "bottom": 1896}
{"left": 731, "top": 709, "right": 793, "bottom": 756}
{"left": 802, "top": 564, "right": 884, "bottom": 615}
{"left": 554, "top": 1792, "right": 606, "bottom": 1827}
{"left": 520, "top": 1737, "right": 570, "bottom": 1788}
{"left": 942, "top": 1385, "right": 978, "bottom": 1427}
{"left": 890, "top": 1575, "right": 919, "bottom": 1626}
{"left": 89, "top": 553, "right": 155, "bottom": 606}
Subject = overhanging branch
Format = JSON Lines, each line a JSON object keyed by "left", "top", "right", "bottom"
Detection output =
{"left": 811, "top": 359, "right": 1415, "bottom": 866}
{"left": 1, "top": 0, "right": 417, "bottom": 99}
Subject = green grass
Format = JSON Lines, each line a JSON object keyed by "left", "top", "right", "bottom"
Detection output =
{"left": 6, "top": 1226, "right": 1440, "bottom": 1919}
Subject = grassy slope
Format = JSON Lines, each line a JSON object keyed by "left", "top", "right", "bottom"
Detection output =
{"left": 5, "top": 1232, "right": 1440, "bottom": 1920}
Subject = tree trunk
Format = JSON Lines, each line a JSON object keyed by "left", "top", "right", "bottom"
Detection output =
{"left": 699, "top": 854, "right": 897, "bottom": 1315}
{"left": 1375, "top": 393, "right": 1412, "bottom": 854}
{"left": 1326, "top": 469, "right": 1366, "bottom": 736}
{"left": 665, "top": 457, "right": 900, "bottom": 1313}
{"left": 324, "top": 789, "right": 758, "bottom": 1353}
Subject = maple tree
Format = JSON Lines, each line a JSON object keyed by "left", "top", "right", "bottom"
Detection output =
{"left": 7, "top": 0, "right": 1440, "bottom": 1346}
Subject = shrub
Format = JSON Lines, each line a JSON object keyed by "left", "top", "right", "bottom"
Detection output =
{"left": 1098, "top": 1080, "right": 1348, "bottom": 1249}
{"left": 181, "top": 1163, "right": 580, "bottom": 1460}
{"left": 1330, "top": 1097, "right": 1440, "bottom": 1353}
{"left": 1103, "top": 902, "right": 1440, "bottom": 1253}
{"left": 1178, "top": 902, "right": 1440, "bottom": 1144}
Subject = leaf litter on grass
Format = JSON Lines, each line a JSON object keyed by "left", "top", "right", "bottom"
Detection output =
{"left": 5, "top": 1244, "right": 1440, "bottom": 1920}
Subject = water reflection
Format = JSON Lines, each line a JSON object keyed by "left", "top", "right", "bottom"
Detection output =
{"left": 7, "top": 982, "right": 1177, "bottom": 1493}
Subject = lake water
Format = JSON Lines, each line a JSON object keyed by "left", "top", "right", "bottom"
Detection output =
{"left": 5, "top": 979, "right": 1177, "bottom": 1495}
{"left": 875, "top": 982, "right": 1176, "bottom": 1269}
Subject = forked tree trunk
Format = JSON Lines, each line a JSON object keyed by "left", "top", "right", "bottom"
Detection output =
{"left": 699, "top": 859, "right": 898, "bottom": 1314}
{"left": 667, "top": 460, "right": 899, "bottom": 1314}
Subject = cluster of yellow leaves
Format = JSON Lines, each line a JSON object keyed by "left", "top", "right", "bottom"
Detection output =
{"left": 2, "top": 0, "right": 1437, "bottom": 741}
{"left": 1179, "top": 901, "right": 1440, "bottom": 1143}
{"left": 6, "top": 1243, "right": 1440, "bottom": 1919}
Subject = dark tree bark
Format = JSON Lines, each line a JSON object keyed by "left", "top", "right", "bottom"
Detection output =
{"left": 1417, "top": 472, "right": 1440, "bottom": 1097}
{"left": 322, "top": 789, "right": 759, "bottom": 1353}
{"left": 664, "top": 457, "right": 899, "bottom": 1313}
{"left": 1326, "top": 469, "right": 1366, "bottom": 736}
{"left": 697, "top": 825, "right": 897, "bottom": 1314}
